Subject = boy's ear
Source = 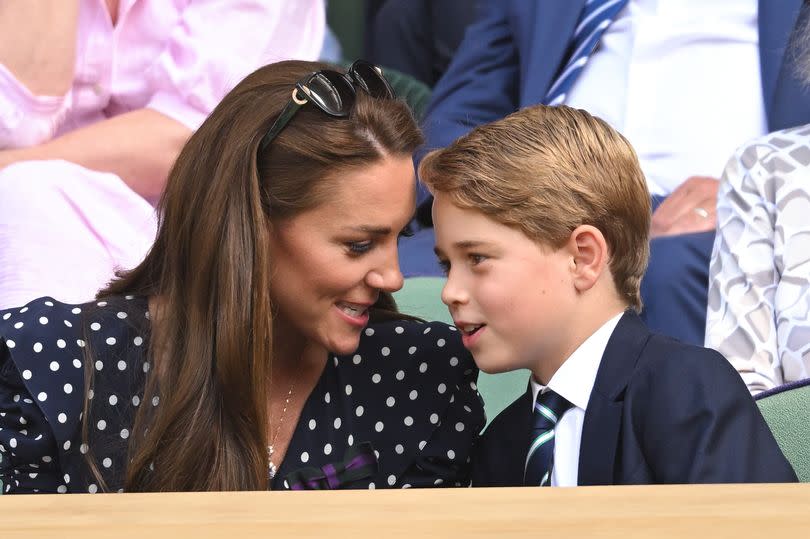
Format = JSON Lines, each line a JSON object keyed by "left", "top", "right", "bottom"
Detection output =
{"left": 567, "top": 225, "right": 609, "bottom": 292}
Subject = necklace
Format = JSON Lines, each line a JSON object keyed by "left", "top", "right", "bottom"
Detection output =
{"left": 267, "top": 383, "right": 294, "bottom": 479}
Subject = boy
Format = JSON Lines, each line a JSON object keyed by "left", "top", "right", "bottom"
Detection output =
{"left": 419, "top": 104, "right": 797, "bottom": 486}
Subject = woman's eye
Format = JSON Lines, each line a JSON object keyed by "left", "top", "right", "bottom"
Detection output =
{"left": 398, "top": 224, "right": 415, "bottom": 240}
{"left": 347, "top": 241, "right": 373, "bottom": 254}
{"left": 437, "top": 259, "right": 450, "bottom": 275}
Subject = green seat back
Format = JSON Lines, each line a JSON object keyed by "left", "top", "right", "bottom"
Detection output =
{"left": 393, "top": 277, "right": 528, "bottom": 427}
{"left": 380, "top": 67, "right": 432, "bottom": 120}
{"left": 327, "top": 4, "right": 433, "bottom": 120}
{"left": 393, "top": 277, "right": 450, "bottom": 324}
{"left": 756, "top": 382, "right": 810, "bottom": 482}
{"left": 326, "top": 0, "right": 365, "bottom": 61}
{"left": 335, "top": 60, "right": 432, "bottom": 121}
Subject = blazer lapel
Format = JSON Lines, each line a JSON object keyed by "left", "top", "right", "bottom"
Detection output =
{"left": 758, "top": 0, "right": 803, "bottom": 120}
{"left": 520, "top": 0, "right": 586, "bottom": 106}
{"left": 577, "top": 312, "right": 650, "bottom": 485}
{"left": 500, "top": 387, "right": 534, "bottom": 483}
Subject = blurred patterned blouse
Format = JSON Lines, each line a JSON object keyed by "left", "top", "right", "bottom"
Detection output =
{"left": 706, "top": 125, "right": 810, "bottom": 394}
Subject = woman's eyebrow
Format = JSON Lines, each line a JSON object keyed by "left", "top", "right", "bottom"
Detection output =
{"left": 343, "top": 225, "right": 392, "bottom": 235}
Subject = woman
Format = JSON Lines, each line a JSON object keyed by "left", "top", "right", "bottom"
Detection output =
{"left": 0, "top": 0, "right": 325, "bottom": 309}
{"left": 705, "top": 5, "right": 810, "bottom": 394}
{"left": 705, "top": 126, "right": 810, "bottom": 393}
{"left": 0, "top": 60, "right": 484, "bottom": 493}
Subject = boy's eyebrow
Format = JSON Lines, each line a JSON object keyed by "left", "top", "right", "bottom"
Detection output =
{"left": 454, "top": 240, "right": 491, "bottom": 249}
{"left": 433, "top": 240, "right": 491, "bottom": 257}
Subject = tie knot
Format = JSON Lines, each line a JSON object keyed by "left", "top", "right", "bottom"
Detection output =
{"left": 534, "top": 390, "right": 573, "bottom": 427}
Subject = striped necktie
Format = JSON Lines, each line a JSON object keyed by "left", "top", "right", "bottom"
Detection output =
{"left": 524, "top": 389, "right": 574, "bottom": 487}
{"left": 544, "top": 0, "right": 629, "bottom": 106}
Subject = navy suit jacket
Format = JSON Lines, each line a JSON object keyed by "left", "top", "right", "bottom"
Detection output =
{"left": 420, "top": 0, "right": 810, "bottom": 206}
{"left": 472, "top": 312, "right": 797, "bottom": 486}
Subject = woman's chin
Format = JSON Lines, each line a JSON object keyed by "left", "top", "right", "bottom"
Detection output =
{"left": 324, "top": 335, "right": 362, "bottom": 357}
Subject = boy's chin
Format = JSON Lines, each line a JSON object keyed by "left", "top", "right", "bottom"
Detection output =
{"left": 472, "top": 354, "right": 523, "bottom": 375}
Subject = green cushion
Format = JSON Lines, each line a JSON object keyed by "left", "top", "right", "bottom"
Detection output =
{"left": 393, "top": 277, "right": 529, "bottom": 427}
{"left": 756, "top": 383, "right": 810, "bottom": 482}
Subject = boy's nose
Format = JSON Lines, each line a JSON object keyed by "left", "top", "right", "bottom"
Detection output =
{"left": 441, "top": 274, "right": 468, "bottom": 306}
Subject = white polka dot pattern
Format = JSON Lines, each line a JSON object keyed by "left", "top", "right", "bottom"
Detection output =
{"left": 0, "top": 296, "right": 151, "bottom": 494}
{"left": 270, "top": 320, "right": 483, "bottom": 490}
{"left": 1, "top": 297, "right": 485, "bottom": 493}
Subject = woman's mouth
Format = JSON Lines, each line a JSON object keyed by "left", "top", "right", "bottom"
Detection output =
{"left": 335, "top": 301, "right": 371, "bottom": 327}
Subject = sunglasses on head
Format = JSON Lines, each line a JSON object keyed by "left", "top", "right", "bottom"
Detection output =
{"left": 259, "top": 60, "right": 395, "bottom": 152}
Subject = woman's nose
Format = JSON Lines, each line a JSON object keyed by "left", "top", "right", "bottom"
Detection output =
{"left": 366, "top": 253, "right": 405, "bottom": 293}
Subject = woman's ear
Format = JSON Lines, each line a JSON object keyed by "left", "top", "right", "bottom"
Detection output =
{"left": 567, "top": 225, "right": 609, "bottom": 293}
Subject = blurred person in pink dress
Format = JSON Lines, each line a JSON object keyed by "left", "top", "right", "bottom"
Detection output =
{"left": 0, "top": 0, "right": 325, "bottom": 309}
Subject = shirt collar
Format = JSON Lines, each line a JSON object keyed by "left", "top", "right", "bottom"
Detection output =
{"left": 530, "top": 311, "right": 625, "bottom": 412}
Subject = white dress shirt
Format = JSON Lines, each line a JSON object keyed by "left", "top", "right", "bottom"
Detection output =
{"left": 530, "top": 311, "right": 624, "bottom": 487}
{"left": 565, "top": 0, "right": 766, "bottom": 196}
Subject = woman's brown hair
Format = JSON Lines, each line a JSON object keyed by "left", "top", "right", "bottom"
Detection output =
{"left": 81, "top": 60, "right": 423, "bottom": 491}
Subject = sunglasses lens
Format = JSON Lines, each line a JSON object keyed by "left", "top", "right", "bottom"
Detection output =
{"left": 305, "top": 71, "right": 355, "bottom": 116}
{"left": 351, "top": 61, "right": 394, "bottom": 99}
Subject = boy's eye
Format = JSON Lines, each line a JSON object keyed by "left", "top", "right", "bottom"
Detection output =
{"left": 347, "top": 241, "right": 373, "bottom": 254}
{"left": 469, "top": 253, "right": 487, "bottom": 266}
{"left": 437, "top": 258, "right": 450, "bottom": 275}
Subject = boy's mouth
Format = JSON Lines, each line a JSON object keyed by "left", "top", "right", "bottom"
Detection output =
{"left": 459, "top": 324, "right": 485, "bottom": 336}
{"left": 457, "top": 322, "right": 487, "bottom": 349}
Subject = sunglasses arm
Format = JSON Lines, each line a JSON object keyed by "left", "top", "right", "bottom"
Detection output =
{"left": 258, "top": 88, "right": 309, "bottom": 153}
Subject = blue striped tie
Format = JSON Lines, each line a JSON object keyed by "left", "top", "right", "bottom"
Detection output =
{"left": 524, "top": 389, "right": 573, "bottom": 487}
{"left": 544, "top": 0, "right": 629, "bottom": 106}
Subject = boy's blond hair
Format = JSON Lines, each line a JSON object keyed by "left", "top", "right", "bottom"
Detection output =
{"left": 419, "top": 104, "right": 651, "bottom": 311}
